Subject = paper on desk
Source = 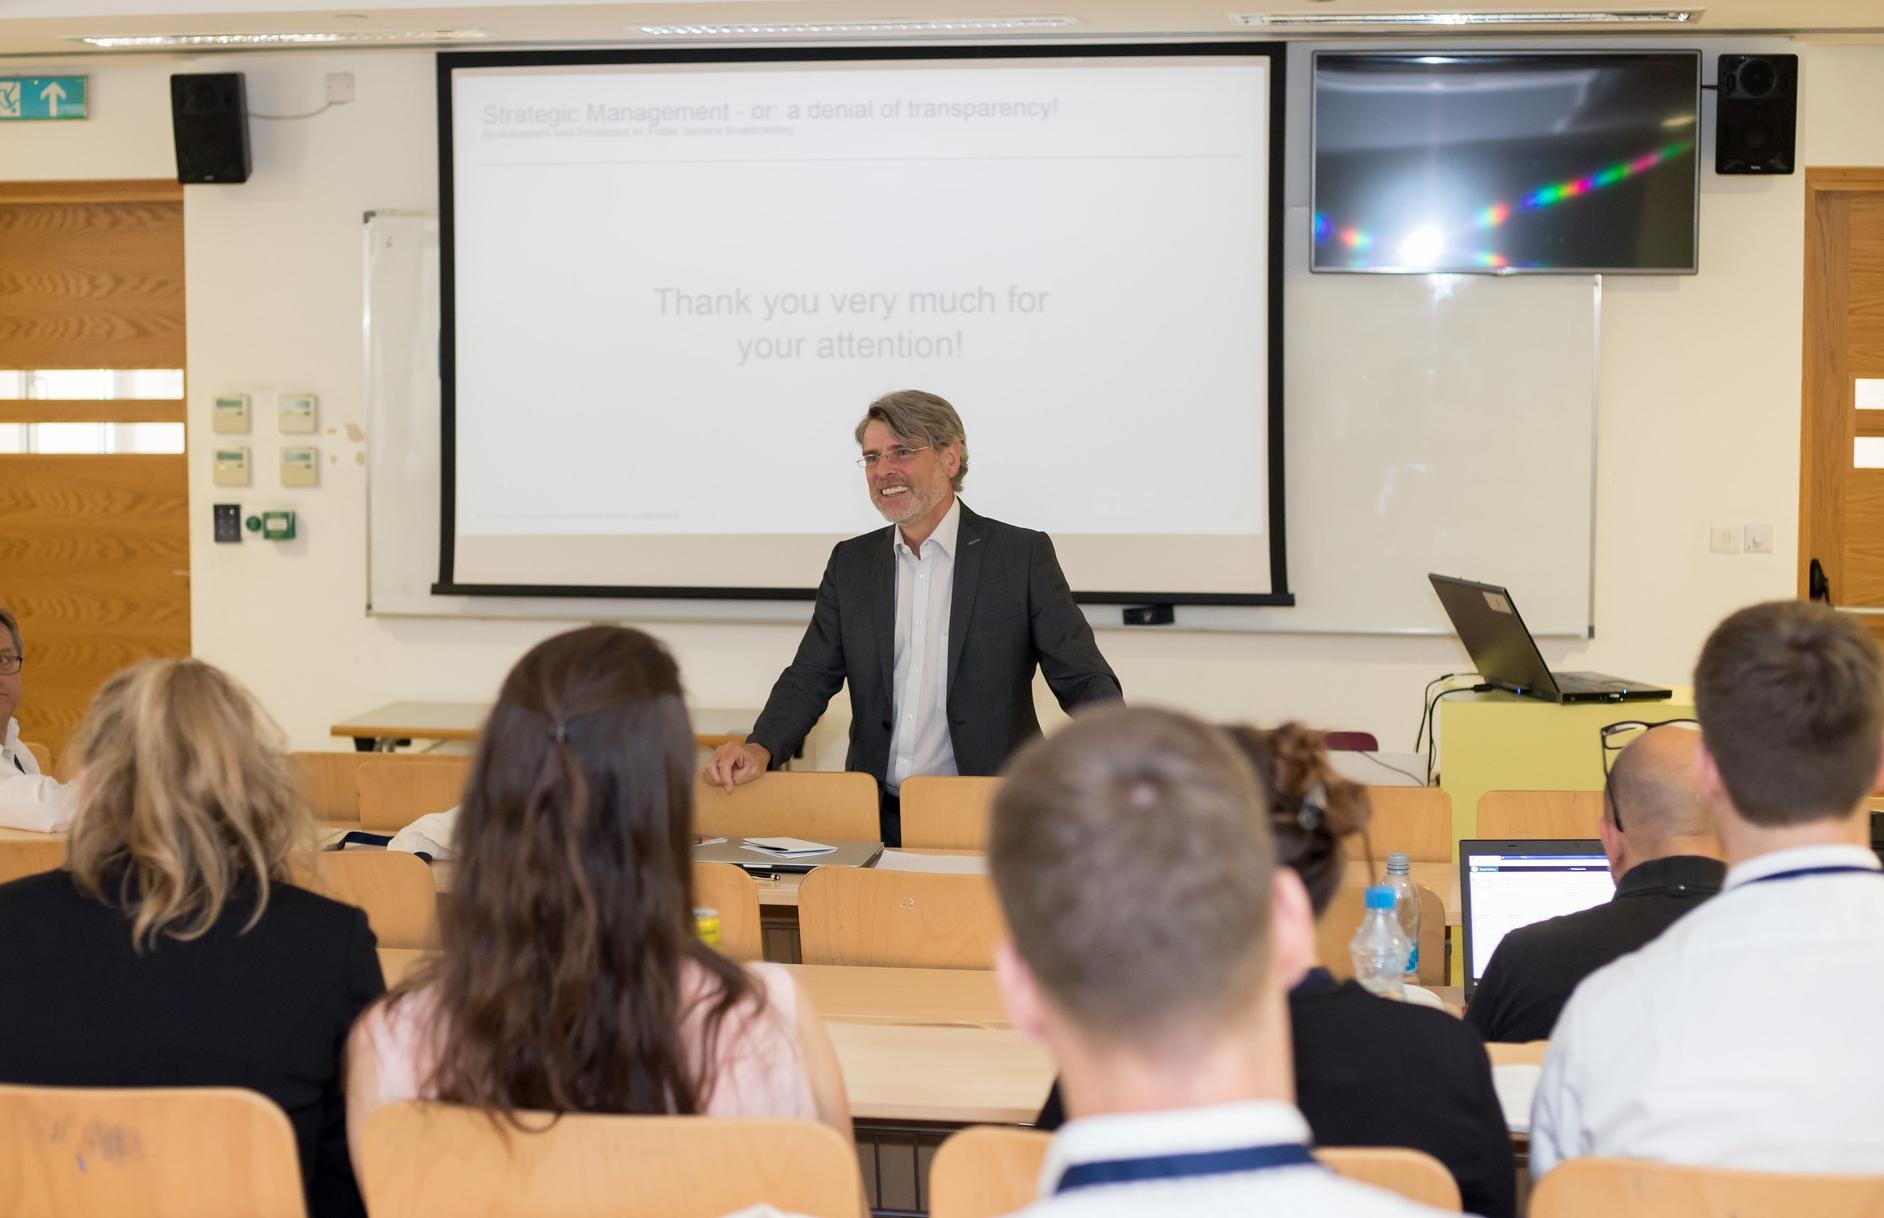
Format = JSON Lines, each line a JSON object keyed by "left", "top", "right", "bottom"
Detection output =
{"left": 1493, "top": 1063, "right": 1540, "bottom": 1133}
{"left": 875, "top": 850, "right": 989, "bottom": 875}
{"left": 741, "top": 836, "right": 837, "bottom": 857}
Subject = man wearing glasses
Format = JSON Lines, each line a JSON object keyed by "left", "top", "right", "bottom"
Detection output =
{"left": 702, "top": 389, "right": 1122, "bottom": 844}
{"left": 1531, "top": 601, "right": 1884, "bottom": 1180}
{"left": 0, "top": 608, "right": 75, "bottom": 833}
{"left": 1466, "top": 720, "right": 1723, "bottom": 1043}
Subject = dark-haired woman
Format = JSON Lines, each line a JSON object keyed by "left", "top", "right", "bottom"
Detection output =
{"left": 1036, "top": 724, "right": 1516, "bottom": 1218}
{"left": 347, "top": 626, "right": 850, "bottom": 1146}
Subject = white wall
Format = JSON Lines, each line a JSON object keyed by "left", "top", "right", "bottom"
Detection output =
{"left": 6, "top": 40, "right": 1878, "bottom": 761}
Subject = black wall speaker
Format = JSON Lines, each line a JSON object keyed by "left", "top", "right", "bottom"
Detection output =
{"left": 170, "top": 73, "right": 251, "bottom": 184}
{"left": 1715, "top": 54, "right": 1797, "bottom": 176}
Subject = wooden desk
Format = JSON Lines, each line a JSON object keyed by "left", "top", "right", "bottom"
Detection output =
{"left": 784, "top": 963, "right": 1008, "bottom": 1029}
{"left": 828, "top": 1022, "right": 1053, "bottom": 1125}
{"left": 331, "top": 701, "right": 758, "bottom": 753}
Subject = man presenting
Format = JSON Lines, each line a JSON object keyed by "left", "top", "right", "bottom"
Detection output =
{"left": 702, "top": 390, "right": 1122, "bottom": 844}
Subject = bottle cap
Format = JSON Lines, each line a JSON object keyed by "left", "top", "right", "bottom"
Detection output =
{"left": 1386, "top": 851, "right": 1410, "bottom": 871}
{"left": 1364, "top": 885, "right": 1397, "bottom": 911}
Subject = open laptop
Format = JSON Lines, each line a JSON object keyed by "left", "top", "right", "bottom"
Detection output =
{"left": 693, "top": 837, "right": 884, "bottom": 875}
{"left": 1459, "top": 838, "right": 1616, "bottom": 1001}
{"left": 1429, "top": 574, "right": 1672, "bottom": 703}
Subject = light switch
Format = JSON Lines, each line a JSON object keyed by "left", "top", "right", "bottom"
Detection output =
{"left": 278, "top": 393, "right": 318, "bottom": 434}
{"left": 280, "top": 445, "right": 319, "bottom": 487}
{"left": 212, "top": 446, "right": 251, "bottom": 487}
{"left": 211, "top": 394, "right": 250, "bottom": 435}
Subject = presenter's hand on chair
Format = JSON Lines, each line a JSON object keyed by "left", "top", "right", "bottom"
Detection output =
{"left": 703, "top": 741, "right": 772, "bottom": 792}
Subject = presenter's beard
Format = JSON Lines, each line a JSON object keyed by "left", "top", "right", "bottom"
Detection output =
{"left": 872, "top": 478, "right": 935, "bottom": 527}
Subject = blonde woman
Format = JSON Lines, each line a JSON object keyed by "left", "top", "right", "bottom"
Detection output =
{"left": 0, "top": 659, "right": 384, "bottom": 1218}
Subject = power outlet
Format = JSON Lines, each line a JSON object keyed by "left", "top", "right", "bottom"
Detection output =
{"left": 1709, "top": 523, "right": 1743, "bottom": 554}
{"left": 1744, "top": 523, "right": 1775, "bottom": 554}
{"left": 324, "top": 72, "right": 354, "bottom": 104}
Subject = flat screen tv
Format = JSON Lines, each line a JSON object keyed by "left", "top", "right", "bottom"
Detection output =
{"left": 1312, "top": 50, "right": 1700, "bottom": 274}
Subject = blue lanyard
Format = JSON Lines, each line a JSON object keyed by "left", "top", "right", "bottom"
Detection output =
{"left": 1741, "top": 865, "right": 1883, "bottom": 887}
{"left": 1054, "top": 1143, "right": 1319, "bottom": 1194}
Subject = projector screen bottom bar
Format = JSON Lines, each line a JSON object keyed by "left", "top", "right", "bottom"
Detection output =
{"left": 432, "top": 581, "right": 1296, "bottom": 608}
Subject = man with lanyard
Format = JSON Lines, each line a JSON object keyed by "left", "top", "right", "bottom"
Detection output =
{"left": 702, "top": 390, "right": 1121, "bottom": 846}
{"left": 985, "top": 704, "right": 1453, "bottom": 1218}
{"left": 0, "top": 607, "right": 76, "bottom": 833}
{"left": 1532, "top": 600, "right": 1884, "bottom": 1179}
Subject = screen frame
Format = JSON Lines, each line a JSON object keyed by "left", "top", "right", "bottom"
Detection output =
{"left": 432, "top": 41, "right": 1292, "bottom": 605}
{"left": 1309, "top": 47, "right": 1702, "bottom": 277}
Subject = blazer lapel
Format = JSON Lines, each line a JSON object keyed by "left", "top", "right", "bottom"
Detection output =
{"left": 948, "top": 502, "right": 987, "bottom": 692}
{"left": 871, "top": 526, "right": 896, "bottom": 699}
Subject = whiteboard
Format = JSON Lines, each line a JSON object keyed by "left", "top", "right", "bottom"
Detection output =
{"left": 365, "top": 209, "right": 1597, "bottom": 635}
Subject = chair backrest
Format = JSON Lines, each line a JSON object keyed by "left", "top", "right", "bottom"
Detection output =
{"left": 358, "top": 1102, "right": 865, "bottom": 1218}
{"left": 1476, "top": 790, "right": 1602, "bottom": 841}
{"left": 1484, "top": 1039, "right": 1549, "bottom": 1067}
{"left": 1316, "top": 884, "right": 1447, "bottom": 986}
{"left": 21, "top": 740, "right": 53, "bottom": 775}
{"left": 931, "top": 1130, "right": 1463, "bottom": 1217}
{"left": 1316, "top": 1147, "right": 1462, "bottom": 1210}
{"left": 898, "top": 775, "right": 1001, "bottom": 850}
{"left": 797, "top": 868, "right": 1003, "bottom": 969}
{"left": 693, "top": 771, "right": 880, "bottom": 842}
{"left": 691, "top": 861, "right": 763, "bottom": 963}
{"left": 299, "top": 850, "right": 439, "bottom": 948}
{"left": 291, "top": 751, "right": 370, "bottom": 825}
{"left": 1349, "top": 787, "right": 1453, "bottom": 863}
{"left": 356, "top": 756, "right": 469, "bottom": 832}
{"left": 0, "top": 1083, "right": 305, "bottom": 1218}
{"left": 1529, "top": 1157, "right": 1884, "bottom": 1218}
{"left": 1322, "top": 730, "right": 1381, "bottom": 752}
{"left": 931, "top": 1126, "right": 1050, "bottom": 1218}
{"left": 0, "top": 839, "right": 67, "bottom": 886}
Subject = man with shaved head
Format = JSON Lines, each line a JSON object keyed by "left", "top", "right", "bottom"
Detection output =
{"left": 1466, "top": 722, "right": 1724, "bottom": 1043}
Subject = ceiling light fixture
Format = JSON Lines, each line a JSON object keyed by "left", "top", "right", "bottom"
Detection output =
{"left": 1232, "top": 9, "right": 1702, "bottom": 26}
{"left": 636, "top": 17, "right": 1079, "bottom": 37}
{"left": 70, "top": 29, "right": 493, "bottom": 49}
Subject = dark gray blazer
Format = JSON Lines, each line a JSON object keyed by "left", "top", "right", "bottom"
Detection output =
{"left": 748, "top": 502, "right": 1122, "bottom": 782}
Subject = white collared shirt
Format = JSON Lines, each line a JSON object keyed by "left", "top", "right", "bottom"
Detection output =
{"left": 1006, "top": 1100, "right": 1456, "bottom": 1218}
{"left": 886, "top": 497, "right": 961, "bottom": 792}
{"left": 1532, "top": 841, "right": 1884, "bottom": 1179}
{"left": 0, "top": 716, "right": 76, "bottom": 834}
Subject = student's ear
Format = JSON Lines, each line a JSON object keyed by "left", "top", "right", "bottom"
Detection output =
{"left": 1696, "top": 736, "right": 1728, "bottom": 803}
{"left": 1872, "top": 730, "right": 1884, "bottom": 796}
{"left": 994, "top": 939, "right": 1051, "bottom": 1044}
{"left": 1268, "top": 868, "right": 1317, "bottom": 989}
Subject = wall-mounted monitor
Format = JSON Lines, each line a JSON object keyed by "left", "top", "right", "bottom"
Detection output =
{"left": 1312, "top": 50, "right": 1700, "bottom": 275}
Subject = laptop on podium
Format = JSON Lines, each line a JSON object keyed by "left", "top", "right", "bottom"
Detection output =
{"left": 1429, "top": 574, "right": 1672, "bottom": 704}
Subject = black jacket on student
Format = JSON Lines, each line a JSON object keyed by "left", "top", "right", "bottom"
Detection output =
{"left": 1036, "top": 968, "right": 1518, "bottom": 1218}
{"left": 0, "top": 870, "right": 385, "bottom": 1218}
{"left": 1466, "top": 853, "right": 1725, "bottom": 1045}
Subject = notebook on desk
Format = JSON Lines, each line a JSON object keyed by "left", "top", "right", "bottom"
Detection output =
{"left": 1459, "top": 839, "right": 1615, "bottom": 1001}
{"left": 1430, "top": 574, "right": 1672, "bottom": 703}
{"left": 693, "top": 837, "right": 883, "bottom": 875}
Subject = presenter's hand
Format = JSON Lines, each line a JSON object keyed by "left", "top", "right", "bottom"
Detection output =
{"left": 703, "top": 742, "right": 772, "bottom": 792}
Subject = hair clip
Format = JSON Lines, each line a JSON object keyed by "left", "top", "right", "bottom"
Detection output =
{"left": 547, "top": 723, "right": 569, "bottom": 744}
{"left": 1297, "top": 782, "right": 1328, "bottom": 831}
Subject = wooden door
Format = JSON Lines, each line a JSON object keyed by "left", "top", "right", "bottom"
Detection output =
{"left": 0, "top": 181, "right": 190, "bottom": 760}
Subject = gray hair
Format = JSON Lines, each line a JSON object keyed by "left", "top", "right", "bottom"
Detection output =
{"left": 854, "top": 390, "right": 968, "bottom": 492}
{"left": 0, "top": 607, "right": 19, "bottom": 655}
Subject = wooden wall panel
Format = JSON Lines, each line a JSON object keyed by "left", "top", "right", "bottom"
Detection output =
{"left": 0, "top": 201, "right": 185, "bottom": 368}
{"left": 0, "top": 455, "right": 190, "bottom": 753}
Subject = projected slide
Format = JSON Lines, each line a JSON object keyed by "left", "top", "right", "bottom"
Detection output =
{"left": 442, "top": 48, "right": 1283, "bottom": 599}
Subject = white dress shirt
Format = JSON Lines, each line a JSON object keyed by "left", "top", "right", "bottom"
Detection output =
{"left": 1005, "top": 1100, "right": 1459, "bottom": 1218}
{"left": 886, "top": 497, "right": 960, "bottom": 792}
{"left": 0, "top": 716, "right": 76, "bottom": 833}
{"left": 1531, "top": 842, "right": 1884, "bottom": 1179}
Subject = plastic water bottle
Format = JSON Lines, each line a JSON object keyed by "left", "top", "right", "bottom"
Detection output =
{"left": 1350, "top": 885, "right": 1412, "bottom": 1000}
{"left": 1382, "top": 852, "right": 1422, "bottom": 979}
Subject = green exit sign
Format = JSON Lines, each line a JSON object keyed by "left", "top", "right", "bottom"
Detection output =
{"left": 0, "top": 76, "right": 88, "bottom": 121}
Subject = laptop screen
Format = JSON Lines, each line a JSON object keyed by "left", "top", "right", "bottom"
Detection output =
{"left": 1461, "top": 839, "right": 1615, "bottom": 991}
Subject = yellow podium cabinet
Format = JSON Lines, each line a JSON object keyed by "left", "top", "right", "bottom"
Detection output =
{"left": 1437, "top": 688, "right": 1696, "bottom": 846}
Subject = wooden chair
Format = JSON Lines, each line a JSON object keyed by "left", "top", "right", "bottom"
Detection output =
{"left": 358, "top": 1102, "right": 865, "bottom": 1218}
{"left": 898, "top": 775, "right": 1001, "bottom": 850}
{"left": 0, "top": 1083, "right": 305, "bottom": 1218}
{"left": 797, "top": 868, "right": 1002, "bottom": 969}
{"left": 0, "top": 839, "right": 66, "bottom": 886}
{"left": 355, "top": 756, "right": 468, "bottom": 833}
{"left": 1484, "top": 1040, "right": 1549, "bottom": 1067}
{"left": 300, "top": 850, "right": 439, "bottom": 948}
{"left": 693, "top": 771, "right": 880, "bottom": 842}
{"left": 1316, "top": 883, "right": 1447, "bottom": 986}
{"left": 1317, "top": 1147, "right": 1461, "bottom": 1210}
{"left": 931, "top": 1129, "right": 1463, "bottom": 1217}
{"left": 291, "top": 751, "right": 370, "bottom": 825}
{"left": 1476, "top": 790, "right": 1602, "bottom": 840}
{"left": 1530, "top": 1157, "right": 1884, "bottom": 1218}
{"left": 692, "top": 861, "right": 763, "bottom": 962}
{"left": 20, "top": 741, "right": 53, "bottom": 775}
{"left": 1351, "top": 787, "right": 1452, "bottom": 863}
